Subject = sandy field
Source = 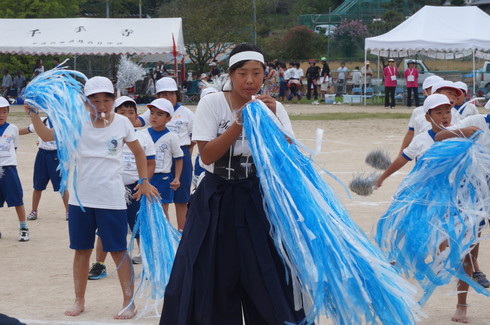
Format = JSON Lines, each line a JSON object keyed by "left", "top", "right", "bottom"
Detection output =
{"left": 1, "top": 103, "right": 490, "bottom": 325}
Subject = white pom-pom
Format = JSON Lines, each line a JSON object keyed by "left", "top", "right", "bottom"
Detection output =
{"left": 116, "top": 56, "right": 146, "bottom": 93}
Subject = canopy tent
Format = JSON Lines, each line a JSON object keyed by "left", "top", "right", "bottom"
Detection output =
{"left": 364, "top": 5, "right": 490, "bottom": 100}
{"left": 0, "top": 18, "right": 185, "bottom": 56}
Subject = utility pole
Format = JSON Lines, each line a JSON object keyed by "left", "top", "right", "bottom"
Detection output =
{"left": 253, "top": 0, "right": 257, "bottom": 45}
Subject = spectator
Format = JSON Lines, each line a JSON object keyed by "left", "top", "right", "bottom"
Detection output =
{"left": 320, "top": 57, "right": 330, "bottom": 102}
{"left": 263, "top": 62, "right": 279, "bottom": 98}
{"left": 209, "top": 61, "right": 221, "bottom": 79}
{"left": 305, "top": 59, "right": 321, "bottom": 102}
{"left": 155, "top": 61, "right": 167, "bottom": 79}
{"left": 404, "top": 60, "right": 420, "bottom": 109}
{"left": 383, "top": 58, "right": 398, "bottom": 109}
{"left": 351, "top": 66, "right": 362, "bottom": 89}
{"left": 336, "top": 62, "right": 349, "bottom": 96}
{"left": 12, "top": 70, "right": 25, "bottom": 98}
{"left": 277, "top": 62, "right": 287, "bottom": 102}
{"left": 361, "top": 61, "right": 373, "bottom": 88}
{"left": 33, "top": 59, "right": 44, "bottom": 78}
{"left": 1, "top": 69, "right": 12, "bottom": 97}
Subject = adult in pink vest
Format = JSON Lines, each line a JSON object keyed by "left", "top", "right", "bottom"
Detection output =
{"left": 383, "top": 58, "right": 397, "bottom": 109}
{"left": 404, "top": 61, "right": 420, "bottom": 109}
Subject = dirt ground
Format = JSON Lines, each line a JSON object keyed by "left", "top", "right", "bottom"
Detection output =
{"left": 1, "top": 103, "right": 490, "bottom": 324}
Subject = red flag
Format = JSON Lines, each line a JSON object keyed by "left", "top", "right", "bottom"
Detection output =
{"left": 172, "top": 34, "right": 178, "bottom": 82}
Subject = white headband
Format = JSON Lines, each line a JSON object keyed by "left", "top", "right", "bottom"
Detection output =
{"left": 228, "top": 51, "right": 265, "bottom": 68}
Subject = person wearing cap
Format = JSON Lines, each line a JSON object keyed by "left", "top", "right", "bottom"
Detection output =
{"left": 453, "top": 81, "right": 479, "bottom": 120}
{"left": 18, "top": 106, "right": 69, "bottom": 222}
{"left": 209, "top": 61, "right": 221, "bottom": 79}
{"left": 25, "top": 76, "right": 159, "bottom": 319}
{"left": 376, "top": 94, "right": 452, "bottom": 188}
{"left": 383, "top": 58, "right": 398, "bottom": 109}
{"left": 154, "top": 60, "right": 167, "bottom": 80}
{"left": 160, "top": 43, "right": 307, "bottom": 324}
{"left": 305, "top": 59, "right": 321, "bottom": 102}
{"left": 361, "top": 61, "right": 373, "bottom": 88}
{"left": 404, "top": 61, "right": 420, "bottom": 109}
{"left": 398, "top": 75, "right": 444, "bottom": 155}
{"left": 320, "top": 57, "right": 331, "bottom": 101}
{"left": 0, "top": 96, "right": 29, "bottom": 242}
{"left": 87, "top": 95, "right": 157, "bottom": 278}
{"left": 141, "top": 98, "right": 183, "bottom": 216}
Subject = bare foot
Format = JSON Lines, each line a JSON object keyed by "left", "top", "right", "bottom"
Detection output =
{"left": 451, "top": 304, "right": 469, "bottom": 323}
{"left": 114, "top": 304, "right": 137, "bottom": 320}
{"left": 64, "top": 299, "right": 84, "bottom": 316}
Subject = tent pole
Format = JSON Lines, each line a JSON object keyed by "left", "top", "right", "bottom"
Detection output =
{"left": 364, "top": 49, "right": 367, "bottom": 105}
{"left": 473, "top": 49, "right": 476, "bottom": 98}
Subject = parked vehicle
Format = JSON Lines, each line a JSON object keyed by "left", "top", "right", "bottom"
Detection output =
{"left": 314, "top": 24, "right": 336, "bottom": 36}
{"left": 475, "top": 61, "right": 490, "bottom": 89}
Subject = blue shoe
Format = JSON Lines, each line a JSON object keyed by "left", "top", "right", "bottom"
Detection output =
{"left": 88, "top": 262, "right": 107, "bottom": 280}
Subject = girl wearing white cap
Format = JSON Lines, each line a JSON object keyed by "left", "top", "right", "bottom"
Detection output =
{"left": 26, "top": 76, "right": 159, "bottom": 319}
{"left": 160, "top": 43, "right": 306, "bottom": 324}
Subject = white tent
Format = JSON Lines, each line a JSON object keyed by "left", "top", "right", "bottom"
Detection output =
{"left": 364, "top": 5, "right": 490, "bottom": 99}
{"left": 0, "top": 18, "right": 185, "bottom": 56}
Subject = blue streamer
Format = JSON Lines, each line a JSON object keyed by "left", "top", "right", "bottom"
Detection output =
{"left": 376, "top": 134, "right": 490, "bottom": 304}
{"left": 242, "top": 100, "right": 421, "bottom": 325}
{"left": 127, "top": 196, "right": 181, "bottom": 317}
{"left": 23, "top": 69, "right": 88, "bottom": 195}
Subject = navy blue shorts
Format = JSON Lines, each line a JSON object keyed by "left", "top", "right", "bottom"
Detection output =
{"left": 172, "top": 145, "right": 192, "bottom": 204}
{"left": 126, "top": 182, "right": 140, "bottom": 239}
{"left": 0, "top": 166, "right": 23, "bottom": 207}
{"left": 68, "top": 205, "right": 128, "bottom": 252}
{"left": 151, "top": 172, "right": 174, "bottom": 204}
{"left": 33, "top": 148, "right": 62, "bottom": 191}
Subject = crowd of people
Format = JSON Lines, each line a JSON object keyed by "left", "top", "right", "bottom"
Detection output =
{"left": 1, "top": 43, "right": 490, "bottom": 325}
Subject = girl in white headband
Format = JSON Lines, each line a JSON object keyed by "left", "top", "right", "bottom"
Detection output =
{"left": 160, "top": 43, "right": 305, "bottom": 324}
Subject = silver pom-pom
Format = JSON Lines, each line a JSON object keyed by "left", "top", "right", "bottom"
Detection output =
{"left": 365, "top": 149, "right": 392, "bottom": 170}
{"left": 116, "top": 55, "right": 146, "bottom": 93}
{"left": 124, "top": 185, "right": 133, "bottom": 205}
{"left": 349, "top": 172, "right": 380, "bottom": 196}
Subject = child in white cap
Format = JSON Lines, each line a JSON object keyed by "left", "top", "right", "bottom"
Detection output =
{"left": 141, "top": 98, "right": 183, "bottom": 214}
{"left": 0, "top": 96, "right": 29, "bottom": 241}
{"left": 376, "top": 94, "right": 452, "bottom": 188}
{"left": 454, "top": 81, "right": 479, "bottom": 120}
{"left": 25, "top": 76, "right": 159, "bottom": 319}
{"left": 137, "top": 77, "right": 194, "bottom": 231}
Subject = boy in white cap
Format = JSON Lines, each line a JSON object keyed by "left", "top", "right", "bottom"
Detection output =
{"left": 398, "top": 75, "right": 443, "bottom": 154}
{"left": 87, "top": 95, "right": 156, "bottom": 279}
{"left": 25, "top": 76, "right": 159, "bottom": 319}
{"left": 141, "top": 98, "right": 183, "bottom": 215}
{"left": 377, "top": 94, "right": 452, "bottom": 188}
{"left": 0, "top": 96, "right": 28, "bottom": 241}
{"left": 453, "top": 81, "right": 479, "bottom": 120}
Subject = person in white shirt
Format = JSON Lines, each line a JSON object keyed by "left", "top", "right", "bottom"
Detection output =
{"left": 160, "top": 43, "right": 306, "bottom": 325}
{"left": 0, "top": 96, "right": 28, "bottom": 242}
{"left": 336, "top": 62, "right": 349, "bottom": 96}
{"left": 26, "top": 76, "right": 159, "bottom": 320}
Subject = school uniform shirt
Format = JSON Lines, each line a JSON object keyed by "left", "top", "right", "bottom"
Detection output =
{"left": 142, "top": 128, "right": 183, "bottom": 174}
{"left": 121, "top": 129, "right": 156, "bottom": 185}
{"left": 402, "top": 129, "right": 438, "bottom": 161}
{"left": 383, "top": 66, "right": 397, "bottom": 87}
{"left": 68, "top": 114, "right": 137, "bottom": 210}
{"left": 453, "top": 114, "right": 490, "bottom": 148}
{"left": 404, "top": 68, "right": 419, "bottom": 88}
{"left": 192, "top": 92, "right": 294, "bottom": 175}
{"left": 166, "top": 104, "right": 194, "bottom": 146}
{"left": 408, "top": 105, "right": 425, "bottom": 132}
{"left": 27, "top": 117, "right": 57, "bottom": 151}
{"left": 454, "top": 102, "right": 479, "bottom": 120}
{"left": 0, "top": 123, "right": 19, "bottom": 166}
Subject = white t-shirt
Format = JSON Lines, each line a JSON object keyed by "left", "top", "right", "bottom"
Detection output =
{"left": 192, "top": 92, "right": 294, "bottom": 175}
{"left": 408, "top": 106, "right": 425, "bottom": 131}
{"left": 68, "top": 114, "right": 137, "bottom": 210}
{"left": 142, "top": 128, "right": 183, "bottom": 174}
{"left": 121, "top": 129, "right": 156, "bottom": 185}
{"left": 166, "top": 104, "right": 194, "bottom": 146}
{"left": 0, "top": 123, "right": 19, "bottom": 166}
{"left": 337, "top": 67, "right": 349, "bottom": 80}
{"left": 28, "top": 117, "right": 57, "bottom": 151}
{"left": 402, "top": 129, "right": 437, "bottom": 161}
{"left": 291, "top": 67, "right": 304, "bottom": 79}
{"left": 453, "top": 114, "right": 490, "bottom": 148}
{"left": 455, "top": 102, "right": 479, "bottom": 120}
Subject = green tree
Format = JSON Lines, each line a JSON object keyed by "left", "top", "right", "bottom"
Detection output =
{"left": 282, "top": 25, "right": 323, "bottom": 60}
{"left": 0, "top": 0, "right": 80, "bottom": 18}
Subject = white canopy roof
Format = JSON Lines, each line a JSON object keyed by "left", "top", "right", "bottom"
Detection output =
{"left": 0, "top": 18, "right": 185, "bottom": 56}
{"left": 365, "top": 6, "right": 490, "bottom": 59}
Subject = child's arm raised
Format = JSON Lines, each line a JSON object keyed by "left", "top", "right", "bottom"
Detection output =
{"left": 24, "top": 104, "right": 55, "bottom": 141}
{"left": 376, "top": 155, "right": 410, "bottom": 188}
{"left": 126, "top": 140, "right": 160, "bottom": 201}
{"left": 170, "top": 158, "right": 183, "bottom": 191}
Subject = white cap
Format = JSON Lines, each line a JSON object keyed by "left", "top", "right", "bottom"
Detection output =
{"left": 84, "top": 76, "right": 114, "bottom": 96}
{"left": 432, "top": 80, "right": 463, "bottom": 97}
{"left": 423, "top": 94, "right": 451, "bottom": 113}
{"left": 388, "top": 58, "right": 395, "bottom": 62}
{"left": 422, "top": 75, "right": 443, "bottom": 90}
{"left": 210, "top": 62, "right": 217, "bottom": 66}
{"left": 114, "top": 95, "right": 136, "bottom": 108}
{"left": 156, "top": 77, "right": 178, "bottom": 93}
{"left": 200, "top": 87, "right": 218, "bottom": 99}
{"left": 454, "top": 81, "right": 468, "bottom": 94}
{"left": 147, "top": 98, "right": 174, "bottom": 117}
{"left": 0, "top": 96, "right": 9, "bottom": 107}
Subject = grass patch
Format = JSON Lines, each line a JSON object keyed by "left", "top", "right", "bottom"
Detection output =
{"left": 290, "top": 112, "right": 411, "bottom": 121}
